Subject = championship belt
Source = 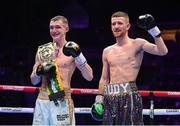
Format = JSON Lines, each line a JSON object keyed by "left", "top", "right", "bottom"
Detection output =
{"left": 37, "top": 42, "right": 65, "bottom": 105}
{"left": 38, "top": 42, "right": 56, "bottom": 65}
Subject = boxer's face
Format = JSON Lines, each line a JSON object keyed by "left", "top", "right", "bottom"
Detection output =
{"left": 111, "top": 17, "right": 130, "bottom": 38}
{"left": 49, "top": 20, "right": 69, "bottom": 41}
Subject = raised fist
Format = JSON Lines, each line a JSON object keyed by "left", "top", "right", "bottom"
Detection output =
{"left": 137, "top": 14, "right": 161, "bottom": 38}
{"left": 137, "top": 14, "right": 155, "bottom": 30}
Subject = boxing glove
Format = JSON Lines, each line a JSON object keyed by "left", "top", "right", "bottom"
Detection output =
{"left": 91, "top": 95, "right": 104, "bottom": 121}
{"left": 137, "top": 14, "right": 161, "bottom": 38}
{"left": 63, "top": 41, "right": 87, "bottom": 66}
{"left": 36, "top": 63, "right": 56, "bottom": 79}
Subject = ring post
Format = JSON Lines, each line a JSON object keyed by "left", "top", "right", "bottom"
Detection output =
{"left": 149, "top": 90, "right": 154, "bottom": 124}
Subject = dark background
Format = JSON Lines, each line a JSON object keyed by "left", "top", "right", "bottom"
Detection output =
{"left": 0, "top": 0, "right": 180, "bottom": 125}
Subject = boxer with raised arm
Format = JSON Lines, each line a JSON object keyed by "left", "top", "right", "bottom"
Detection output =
{"left": 91, "top": 11, "right": 168, "bottom": 125}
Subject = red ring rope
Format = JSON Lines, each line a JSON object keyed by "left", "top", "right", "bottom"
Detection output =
{"left": 0, "top": 85, "right": 180, "bottom": 97}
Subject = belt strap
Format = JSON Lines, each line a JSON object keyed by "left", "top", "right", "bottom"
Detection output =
{"left": 46, "top": 59, "right": 64, "bottom": 95}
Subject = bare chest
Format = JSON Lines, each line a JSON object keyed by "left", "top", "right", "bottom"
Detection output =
{"left": 55, "top": 51, "right": 74, "bottom": 68}
{"left": 107, "top": 47, "right": 137, "bottom": 66}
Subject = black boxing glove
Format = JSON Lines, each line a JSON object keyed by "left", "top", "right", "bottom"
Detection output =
{"left": 63, "top": 41, "right": 87, "bottom": 66}
{"left": 137, "top": 14, "right": 161, "bottom": 38}
{"left": 36, "top": 63, "right": 56, "bottom": 79}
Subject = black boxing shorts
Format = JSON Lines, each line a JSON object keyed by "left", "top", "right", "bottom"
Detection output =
{"left": 103, "top": 82, "right": 144, "bottom": 125}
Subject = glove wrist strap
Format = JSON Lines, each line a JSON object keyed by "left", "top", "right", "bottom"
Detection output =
{"left": 75, "top": 53, "right": 87, "bottom": 66}
{"left": 31, "top": 72, "right": 41, "bottom": 85}
{"left": 148, "top": 26, "right": 161, "bottom": 38}
{"left": 95, "top": 95, "right": 104, "bottom": 103}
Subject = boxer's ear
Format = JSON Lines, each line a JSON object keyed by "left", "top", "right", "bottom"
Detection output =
{"left": 65, "top": 26, "right": 69, "bottom": 32}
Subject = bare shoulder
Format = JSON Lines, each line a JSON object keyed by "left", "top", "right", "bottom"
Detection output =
{"left": 103, "top": 44, "right": 114, "bottom": 53}
{"left": 128, "top": 38, "right": 148, "bottom": 52}
{"left": 134, "top": 38, "right": 148, "bottom": 44}
{"left": 102, "top": 45, "right": 115, "bottom": 58}
{"left": 130, "top": 38, "right": 148, "bottom": 48}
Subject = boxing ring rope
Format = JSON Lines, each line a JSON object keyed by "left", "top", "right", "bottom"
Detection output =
{"left": 0, "top": 107, "right": 180, "bottom": 115}
{"left": 0, "top": 84, "right": 180, "bottom": 97}
{"left": 0, "top": 84, "right": 180, "bottom": 117}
